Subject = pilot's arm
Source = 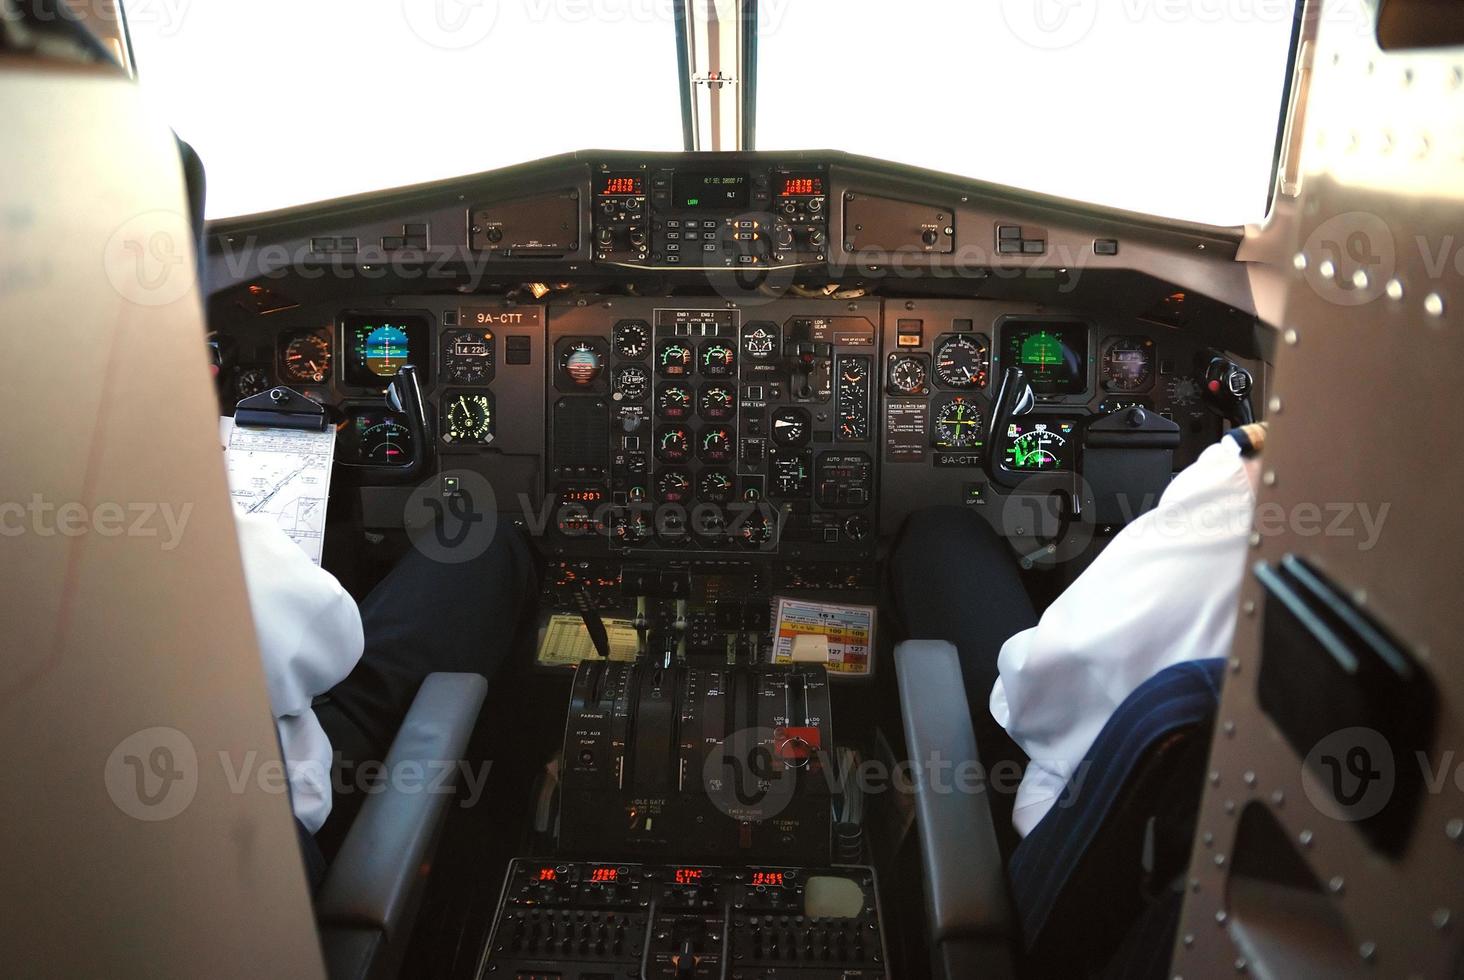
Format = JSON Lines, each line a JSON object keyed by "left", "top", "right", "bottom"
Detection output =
{"left": 233, "top": 510, "right": 364, "bottom": 833}
{"left": 991, "top": 427, "right": 1263, "bottom": 836}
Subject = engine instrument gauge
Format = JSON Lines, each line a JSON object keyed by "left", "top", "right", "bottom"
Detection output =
{"left": 934, "top": 334, "right": 991, "bottom": 389}
{"left": 559, "top": 340, "right": 605, "bottom": 387}
{"left": 888, "top": 355, "right": 929, "bottom": 395}
{"left": 770, "top": 450, "right": 811, "bottom": 497}
{"left": 699, "top": 426, "right": 735, "bottom": 463}
{"left": 700, "top": 340, "right": 736, "bottom": 378}
{"left": 770, "top": 407, "right": 811, "bottom": 447}
{"left": 656, "top": 339, "right": 694, "bottom": 377}
{"left": 932, "top": 395, "right": 985, "bottom": 450}
{"left": 611, "top": 510, "right": 653, "bottom": 546}
{"left": 699, "top": 384, "right": 735, "bottom": 420}
{"left": 281, "top": 331, "right": 332, "bottom": 384}
{"left": 1101, "top": 336, "right": 1156, "bottom": 391}
{"left": 613, "top": 363, "right": 650, "bottom": 400}
{"left": 442, "top": 328, "right": 496, "bottom": 384}
{"left": 1002, "top": 419, "right": 1077, "bottom": 471}
{"left": 836, "top": 356, "right": 871, "bottom": 441}
{"left": 655, "top": 425, "right": 692, "bottom": 463}
{"left": 655, "top": 468, "right": 692, "bottom": 502}
{"left": 612, "top": 319, "right": 650, "bottom": 359}
{"left": 441, "top": 391, "right": 495, "bottom": 444}
{"left": 698, "top": 470, "right": 734, "bottom": 503}
{"left": 656, "top": 384, "right": 692, "bottom": 419}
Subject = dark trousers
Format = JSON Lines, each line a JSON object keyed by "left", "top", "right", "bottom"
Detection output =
{"left": 312, "top": 525, "right": 537, "bottom": 859}
{"left": 889, "top": 507, "right": 1038, "bottom": 835}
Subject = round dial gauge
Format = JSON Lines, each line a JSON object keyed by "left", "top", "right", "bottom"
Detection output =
{"left": 699, "top": 384, "right": 735, "bottom": 420}
{"left": 282, "top": 331, "right": 331, "bottom": 383}
{"left": 442, "top": 391, "right": 494, "bottom": 444}
{"left": 932, "top": 395, "right": 985, "bottom": 449}
{"left": 656, "top": 384, "right": 692, "bottom": 419}
{"left": 359, "top": 417, "right": 412, "bottom": 465}
{"left": 234, "top": 367, "right": 270, "bottom": 399}
{"left": 442, "top": 329, "right": 495, "bottom": 384}
{"left": 693, "top": 507, "right": 729, "bottom": 543}
{"left": 559, "top": 341, "right": 604, "bottom": 387}
{"left": 655, "top": 425, "right": 692, "bottom": 463}
{"left": 742, "top": 323, "right": 778, "bottom": 360}
{"left": 934, "top": 335, "right": 991, "bottom": 389}
{"left": 1102, "top": 336, "right": 1156, "bottom": 391}
{"left": 613, "top": 363, "right": 650, "bottom": 400}
{"left": 612, "top": 319, "right": 650, "bottom": 359}
{"left": 611, "top": 510, "right": 653, "bottom": 546}
{"left": 698, "top": 470, "right": 734, "bottom": 503}
{"left": 700, "top": 340, "right": 736, "bottom": 378}
{"left": 699, "top": 426, "right": 735, "bottom": 463}
{"left": 1004, "top": 424, "right": 1070, "bottom": 470}
{"left": 656, "top": 339, "right": 694, "bottom": 377}
{"left": 1165, "top": 375, "right": 1203, "bottom": 411}
{"left": 770, "top": 450, "right": 811, "bottom": 497}
{"left": 655, "top": 468, "right": 692, "bottom": 502}
{"left": 770, "top": 407, "right": 811, "bottom": 447}
{"left": 888, "top": 355, "right": 928, "bottom": 395}
{"left": 737, "top": 511, "right": 776, "bottom": 548}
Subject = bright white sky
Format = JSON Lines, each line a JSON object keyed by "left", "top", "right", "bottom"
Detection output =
{"left": 123, "top": 0, "right": 1298, "bottom": 225}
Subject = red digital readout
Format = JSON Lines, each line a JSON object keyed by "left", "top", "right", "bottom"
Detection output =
{"left": 778, "top": 176, "right": 823, "bottom": 197}
{"left": 750, "top": 871, "right": 785, "bottom": 887}
{"left": 560, "top": 487, "right": 606, "bottom": 504}
{"left": 599, "top": 175, "right": 643, "bottom": 196}
{"left": 589, "top": 867, "right": 620, "bottom": 883}
{"left": 674, "top": 868, "right": 704, "bottom": 885}
{"left": 537, "top": 868, "right": 557, "bottom": 882}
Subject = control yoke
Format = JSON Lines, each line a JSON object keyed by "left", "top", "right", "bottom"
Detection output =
{"left": 983, "top": 366, "right": 1035, "bottom": 490}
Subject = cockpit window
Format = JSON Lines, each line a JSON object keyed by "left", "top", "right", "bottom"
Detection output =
{"left": 756, "top": 1, "right": 1298, "bottom": 226}
{"left": 121, "top": 0, "right": 683, "bottom": 218}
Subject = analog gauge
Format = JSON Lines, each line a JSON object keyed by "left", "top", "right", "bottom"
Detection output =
{"left": 1165, "top": 375, "right": 1203, "bottom": 414}
{"left": 442, "top": 328, "right": 495, "bottom": 384}
{"left": 559, "top": 340, "right": 605, "bottom": 387}
{"left": 282, "top": 331, "right": 332, "bottom": 384}
{"left": 1003, "top": 420, "right": 1075, "bottom": 471}
{"left": 770, "top": 407, "right": 811, "bottom": 447}
{"left": 934, "top": 334, "right": 991, "bottom": 389}
{"left": 357, "top": 415, "right": 413, "bottom": 465}
{"left": 736, "top": 511, "right": 776, "bottom": 548}
{"left": 698, "top": 470, "right": 734, "bottom": 503}
{"left": 612, "top": 319, "right": 650, "bottom": 359}
{"left": 1102, "top": 336, "right": 1156, "bottom": 391}
{"left": 656, "top": 384, "right": 693, "bottom": 419}
{"left": 700, "top": 340, "right": 736, "bottom": 378}
{"left": 699, "top": 384, "right": 735, "bottom": 420}
{"left": 655, "top": 468, "right": 692, "bottom": 502}
{"left": 234, "top": 367, "right": 270, "bottom": 399}
{"left": 656, "top": 339, "right": 694, "bottom": 377}
{"left": 613, "top": 363, "right": 650, "bottom": 400}
{"left": 655, "top": 425, "right": 692, "bottom": 463}
{"left": 837, "top": 357, "right": 871, "bottom": 440}
{"left": 693, "top": 507, "right": 729, "bottom": 545}
{"left": 932, "top": 395, "right": 985, "bottom": 450}
{"left": 441, "top": 391, "right": 495, "bottom": 444}
{"left": 699, "top": 426, "right": 735, "bottom": 463}
{"left": 770, "top": 450, "right": 811, "bottom": 497}
{"left": 888, "top": 355, "right": 928, "bottom": 395}
{"left": 611, "top": 510, "right": 653, "bottom": 547}
{"left": 742, "top": 323, "right": 778, "bottom": 360}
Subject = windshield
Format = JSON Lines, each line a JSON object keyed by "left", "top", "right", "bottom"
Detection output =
{"left": 123, "top": 1, "right": 1297, "bottom": 225}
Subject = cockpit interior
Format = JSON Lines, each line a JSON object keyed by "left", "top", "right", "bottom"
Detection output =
{"left": 6, "top": 2, "right": 1464, "bottom": 978}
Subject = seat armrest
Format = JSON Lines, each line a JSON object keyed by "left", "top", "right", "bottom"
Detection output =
{"left": 316, "top": 672, "right": 488, "bottom": 940}
{"left": 895, "top": 640, "right": 1016, "bottom": 975}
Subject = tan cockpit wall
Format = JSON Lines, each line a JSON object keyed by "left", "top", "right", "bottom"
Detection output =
{"left": 0, "top": 61, "right": 325, "bottom": 978}
{"left": 1187, "top": 0, "right": 1464, "bottom": 975}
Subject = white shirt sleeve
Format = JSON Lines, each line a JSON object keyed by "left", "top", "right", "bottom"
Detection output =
{"left": 991, "top": 437, "right": 1260, "bottom": 837}
{"left": 234, "top": 509, "right": 364, "bottom": 833}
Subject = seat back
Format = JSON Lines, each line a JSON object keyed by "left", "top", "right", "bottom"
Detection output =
{"left": 0, "top": 38, "right": 324, "bottom": 980}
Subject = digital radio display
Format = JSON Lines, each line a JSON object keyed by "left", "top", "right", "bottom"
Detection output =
{"left": 598, "top": 174, "right": 643, "bottom": 196}
{"left": 778, "top": 174, "right": 824, "bottom": 197}
{"left": 673, "top": 868, "right": 704, "bottom": 885}
{"left": 673, "top": 172, "right": 749, "bottom": 209}
{"left": 750, "top": 871, "right": 786, "bottom": 888}
{"left": 589, "top": 867, "right": 620, "bottom": 883}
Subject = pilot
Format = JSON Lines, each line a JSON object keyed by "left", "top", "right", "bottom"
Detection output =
{"left": 892, "top": 423, "right": 1266, "bottom": 840}
{"left": 233, "top": 494, "right": 535, "bottom": 868}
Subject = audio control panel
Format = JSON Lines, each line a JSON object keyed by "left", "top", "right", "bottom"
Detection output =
{"left": 478, "top": 859, "right": 889, "bottom": 980}
{"left": 593, "top": 163, "right": 829, "bottom": 268}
